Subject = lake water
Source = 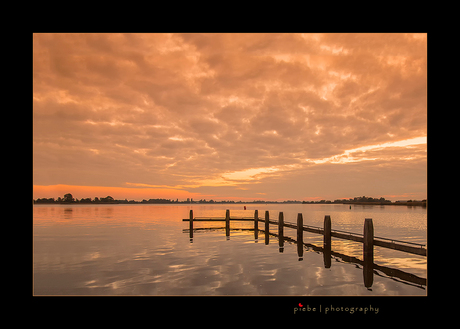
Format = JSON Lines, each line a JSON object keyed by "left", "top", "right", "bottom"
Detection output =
{"left": 33, "top": 203, "right": 427, "bottom": 295}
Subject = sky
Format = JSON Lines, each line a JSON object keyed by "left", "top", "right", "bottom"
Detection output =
{"left": 33, "top": 33, "right": 427, "bottom": 201}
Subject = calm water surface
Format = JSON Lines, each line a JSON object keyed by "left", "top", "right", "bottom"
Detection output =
{"left": 33, "top": 204, "right": 427, "bottom": 295}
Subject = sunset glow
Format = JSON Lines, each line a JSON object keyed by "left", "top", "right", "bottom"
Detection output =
{"left": 33, "top": 33, "right": 427, "bottom": 201}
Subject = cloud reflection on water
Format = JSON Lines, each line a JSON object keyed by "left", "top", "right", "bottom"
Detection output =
{"left": 34, "top": 204, "right": 426, "bottom": 295}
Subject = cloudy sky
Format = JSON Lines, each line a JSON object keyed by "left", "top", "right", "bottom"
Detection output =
{"left": 33, "top": 33, "right": 427, "bottom": 201}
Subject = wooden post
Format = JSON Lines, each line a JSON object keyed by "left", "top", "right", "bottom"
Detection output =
{"left": 363, "top": 218, "right": 374, "bottom": 289}
{"left": 189, "top": 209, "right": 193, "bottom": 240}
{"left": 278, "top": 212, "right": 284, "bottom": 252}
{"left": 324, "top": 215, "right": 331, "bottom": 247}
{"left": 264, "top": 210, "right": 269, "bottom": 245}
{"left": 363, "top": 218, "right": 374, "bottom": 256}
{"left": 297, "top": 213, "right": 304, "bottom": 260}
{"left": 322, "top": 214, "right": 331, "bottom": 268}
{"left": 225, "top": 209, "right": 230, "bottom": 237}
{"left": 254, "top": 210, "right": 259, "bottom": 240}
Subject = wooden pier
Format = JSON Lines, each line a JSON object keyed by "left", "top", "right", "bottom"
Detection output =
{"left": 183, "top": 209, "right": 427, "bottom": 257}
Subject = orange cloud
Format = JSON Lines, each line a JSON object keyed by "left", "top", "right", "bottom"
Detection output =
{"left": 33, "top": 33, "right": 426, "bottom": 201}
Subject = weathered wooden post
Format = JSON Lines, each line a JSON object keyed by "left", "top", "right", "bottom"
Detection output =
{"left": 225, "top": 209, "right": 230, "bottom": 237}
{"left": 265, "top": 210, "right": 270, "bottom": 245}
{"left": 363, "top": 218, "right": 374, "bottom": 256}
{"left": 297, "top": 213, "right": 304, "bottom": 260}
{"left": 323, "top": 214, "right": 332, "bottom": 268}
{"left": 363, "top": 218, "right": 374, "bottom": 289}
{"left": 324, "top": 215, "right": 331, "bottom": 247}
{"left": 189, "top": 209, "right": 193, "bottom": 240}
{"left": 254, "top": 210, "right": 259, "bottom": 240}
{"left": 278, "top": 212, "right": 284, "bottom": 252}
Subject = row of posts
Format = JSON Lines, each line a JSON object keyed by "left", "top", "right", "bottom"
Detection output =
{"left": 189, "top": 209, "right": 374, "bottom": 288}
{"left": 189, "top": 209, "right": 374, "bottom": 260}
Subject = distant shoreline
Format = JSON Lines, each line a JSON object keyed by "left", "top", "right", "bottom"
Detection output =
{"left": 341, "top": 201, "right": 426, "bottom": 207}
{"left": 33, "top": 200, "right": 427, "bottom": 207}
{"left": 33, "top": 194, "right": 426, "bottom": 206}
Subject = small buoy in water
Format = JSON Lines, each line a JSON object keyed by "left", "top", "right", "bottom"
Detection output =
{"left": 349, "top": 205, "right": 352, "bottom": 209}
{"left": 244, "top": 206, "right": 247, "bottom": 210}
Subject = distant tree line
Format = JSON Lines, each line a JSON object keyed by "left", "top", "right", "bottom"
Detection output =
{"left": 33, "top": 193, "right": 182, "bottom": 204}
{"left": 302, "top": 196, "right": 426, "bottom": 206}
{"left": 33, "top": 194, "right": 426, "bottom": 206}
{"left": 302, "top": 196, "right": 390, "bottom": 204}
{"left": 33, "top": 193, "right": 302, "bottom": 204}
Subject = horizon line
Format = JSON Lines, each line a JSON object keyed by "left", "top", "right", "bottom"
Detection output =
{"left": 33, "top": 194, "right": 427, "bottom": 203}
{"left": 33, "top": 184, "right": 426, "bottom": 203}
